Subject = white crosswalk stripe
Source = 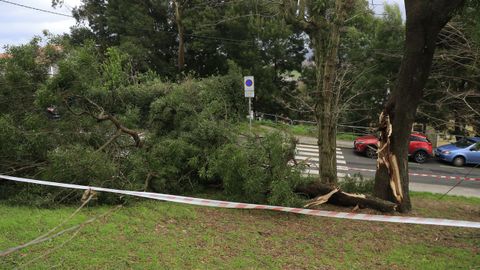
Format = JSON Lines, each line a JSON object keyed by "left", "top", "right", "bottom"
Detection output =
{"left": 295, "top": 143, "right": 349, "bottom": 178}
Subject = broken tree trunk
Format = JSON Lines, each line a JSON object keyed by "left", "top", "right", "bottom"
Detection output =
{"left": 373, "top": 0, "right": 466, "bottom": 213}
{"left": 296, "top": 182, "right": 397, "bottom": 213}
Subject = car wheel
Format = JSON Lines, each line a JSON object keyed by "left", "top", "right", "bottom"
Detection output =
{"left": 452, "top": 156, "right": 465, "bottom": 167}
{"left": 413, "top": 150, "right": 428, "bottom": 163}
{"left": 365, "top": 146, "right": 377, "bottom": 159}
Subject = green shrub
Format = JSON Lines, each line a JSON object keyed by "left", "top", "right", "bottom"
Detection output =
{"left": 116, "top": 79, "right": 170, "bottom": 122}
{"left": 0, "top": 114, "right": 58, "bottom": 170}
{"left": 40, "top": 145, "right": 121, "bottom": 204}
{"left": 128, "top": 138, "right": 202, "bottom": 193}
{"left": 208, "top": 132, "right": 307, "bottom": 206}
{"left": 339, "top": 173, "right": 375, "bottom": 194}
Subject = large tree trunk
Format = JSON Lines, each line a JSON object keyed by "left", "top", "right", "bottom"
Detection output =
{"left": 374, "top": 0, "right": 465, "bottom": 212}
{"left": 314, "top": 0, "right": 349, "bottom": 185}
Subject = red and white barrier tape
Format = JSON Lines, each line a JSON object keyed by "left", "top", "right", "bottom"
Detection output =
{"left": 1, "top": 174, "right": 479, "bottom": 229}
{"left": 347, "top": 167, "right": 480, "bottom": 182}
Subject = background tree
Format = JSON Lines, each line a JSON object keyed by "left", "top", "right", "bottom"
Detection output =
{"left": 290, "top": 3, "right": 404, "bottom": 130}
{"left": 418, "top": 19, "right": 480, "bottom": 136}
{"left": 69, "top": 0, "right": 306, "bottom": 115}
{"left": 71, "top": 0, "right": 177, "bottom": 75}
{"left": 282, "top": 0, "right": 365, "bottom": 185}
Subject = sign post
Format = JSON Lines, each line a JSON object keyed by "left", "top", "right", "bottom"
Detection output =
{"left": 244, "top": 76, "right": 254, "bottom": 131}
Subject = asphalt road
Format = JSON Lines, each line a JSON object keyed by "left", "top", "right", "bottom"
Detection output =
{"left": 341, "top": 147, "right": 480, "bottom": 197}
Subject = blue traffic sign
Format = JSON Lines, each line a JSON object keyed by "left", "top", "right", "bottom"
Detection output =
{"left": 244, "top": 76, "right": 254, "bottom": 97}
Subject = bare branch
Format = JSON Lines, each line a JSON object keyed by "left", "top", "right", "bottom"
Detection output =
{"left": 64, "top": 95, "right": 143, "bottom": 149}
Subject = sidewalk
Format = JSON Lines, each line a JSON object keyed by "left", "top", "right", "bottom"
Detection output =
{"left": 296, "top": 135, "right": 353, "bottom": 149}
{"left": 410, "top": 183, "right": 480, "bottom": 198}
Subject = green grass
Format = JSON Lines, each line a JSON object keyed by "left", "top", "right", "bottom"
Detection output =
{"left": 386, "top": 244, "right": 479, "bottom": 270}
{"left": 410, "top": 191, "right": 480, "bottom": 205}
{"left": 336, "top": 132, "right": 358, "bottom": 141}
{"left": 290, "top": 124, "right": 316, "bottom": 137}
{"left": 0, "top": 193, "right": 479, "bottom": 269}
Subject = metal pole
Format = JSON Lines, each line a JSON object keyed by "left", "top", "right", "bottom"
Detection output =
{"left": 248, "top": 97, "right": 252, "bottom": 132}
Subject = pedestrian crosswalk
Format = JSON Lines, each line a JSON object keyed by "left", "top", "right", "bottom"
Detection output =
{"left": 295, "top": 143, "right": 349, "bottom": 178}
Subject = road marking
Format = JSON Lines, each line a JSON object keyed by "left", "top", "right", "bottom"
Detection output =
{"left": 295, "top": 151, "right": 318, "bottom": 157}
{"left": 296, "top": 144, "right": 348, "bottom": 177}
{"left": 296, "top": 163, "right": 349, "bottom": 171}
{"left": 297, "top": 143, "right": 318, "bottom": 148}
{"left": 295, "top": 145, "right": 480, "bottom": 182}
{"left": 294, "top": 155, "right": 345, "bottom": 161}
{"left": 296, "top": 147, "right": 319, "bottom": 153}
{"left": 297, "top": 144, "right": 341, "bottom": 151}
{"left": 345, "top": 167, "right": 480, "bottom": 182}
{"left": 296, "top": 148, "right": 343, "bottom": 153}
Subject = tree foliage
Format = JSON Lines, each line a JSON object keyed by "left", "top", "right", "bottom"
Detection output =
{"left": 2, "top": 0, "right": 478, "bottom": 210}
{"left": 1, "top": 39, "right": 306, "bottom": 206}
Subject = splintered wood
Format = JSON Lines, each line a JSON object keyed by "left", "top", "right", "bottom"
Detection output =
{"left": 377, "top": 112, "right": 403, "bottom": 203}
{"left": 304, "top": 188, "right": 339, "bottom": 208}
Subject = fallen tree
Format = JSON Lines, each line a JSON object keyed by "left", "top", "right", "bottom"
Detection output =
{"left": 296, "top": 182, "right": 397, "bottom": 212}
{"left": 64, "top": 95, "right": 144, "bottom": 150}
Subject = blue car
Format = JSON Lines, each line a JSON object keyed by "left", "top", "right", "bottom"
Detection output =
{"left": 435, "top": 137, "right": 480, "bottom": 166}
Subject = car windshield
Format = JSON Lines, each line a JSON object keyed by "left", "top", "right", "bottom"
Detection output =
{"left": 454, "top": 138, "right": 476, "bottom": 148}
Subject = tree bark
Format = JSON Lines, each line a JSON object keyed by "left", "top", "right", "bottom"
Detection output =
{"left": 174, "top": 0, "right": 185, "bottom": 71}
{"left": 374, "top": 0, "right": 465, "bottom": 212}
{"left": 281, "top": 0, "right": 351, "bottom": 185}
{"left": 314, "top": 0, "right": 350, "bottom": 185}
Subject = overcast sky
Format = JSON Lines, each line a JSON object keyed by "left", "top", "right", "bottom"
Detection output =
{"left": 0, "top": 0, "right": 405, "bottom": 53}
{"left": 0, "top": 0, "right": 80, "bottom": 52}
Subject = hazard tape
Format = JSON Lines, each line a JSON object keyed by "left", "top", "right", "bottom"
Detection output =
{"left": 0, "top": 174, "right": 479, "bottom": 229}
{"left": 346, "top": 167, "right": 480, "bottom": 182}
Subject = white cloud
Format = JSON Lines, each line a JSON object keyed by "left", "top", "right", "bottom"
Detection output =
{"left": 0, "top": 0, "right": 81, "bottom": 51}
{"left": 371, "top": 0, "right": 406, "bottom": 20}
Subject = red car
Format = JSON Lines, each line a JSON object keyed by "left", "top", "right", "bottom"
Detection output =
{"left": 353, "top": 133, "right": 433, "bottom": 163}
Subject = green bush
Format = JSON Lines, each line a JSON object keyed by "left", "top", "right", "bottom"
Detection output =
{"left": 148, "top": 70, "right": 244, "bottom": 136}
{"left": 40, "top": 145, "right": 121, "bottom": 204}
{"left": 339, "top": 173, "right": 375, "bottom": 195}
{"left": 127, "top": 138, "right": 201, "bottom": 194}
{"left": 208, "top": 132, "right": 307, "bottom": 206}
{"left": 0, "top": 114, "right": 59, "bottom": 170}
{"left": 116, "top": 79, "right": 170, "bottom": 122}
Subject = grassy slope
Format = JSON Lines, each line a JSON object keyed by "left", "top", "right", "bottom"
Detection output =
{"left": 1, "top": 194, "right": 479, "bottom": 269}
